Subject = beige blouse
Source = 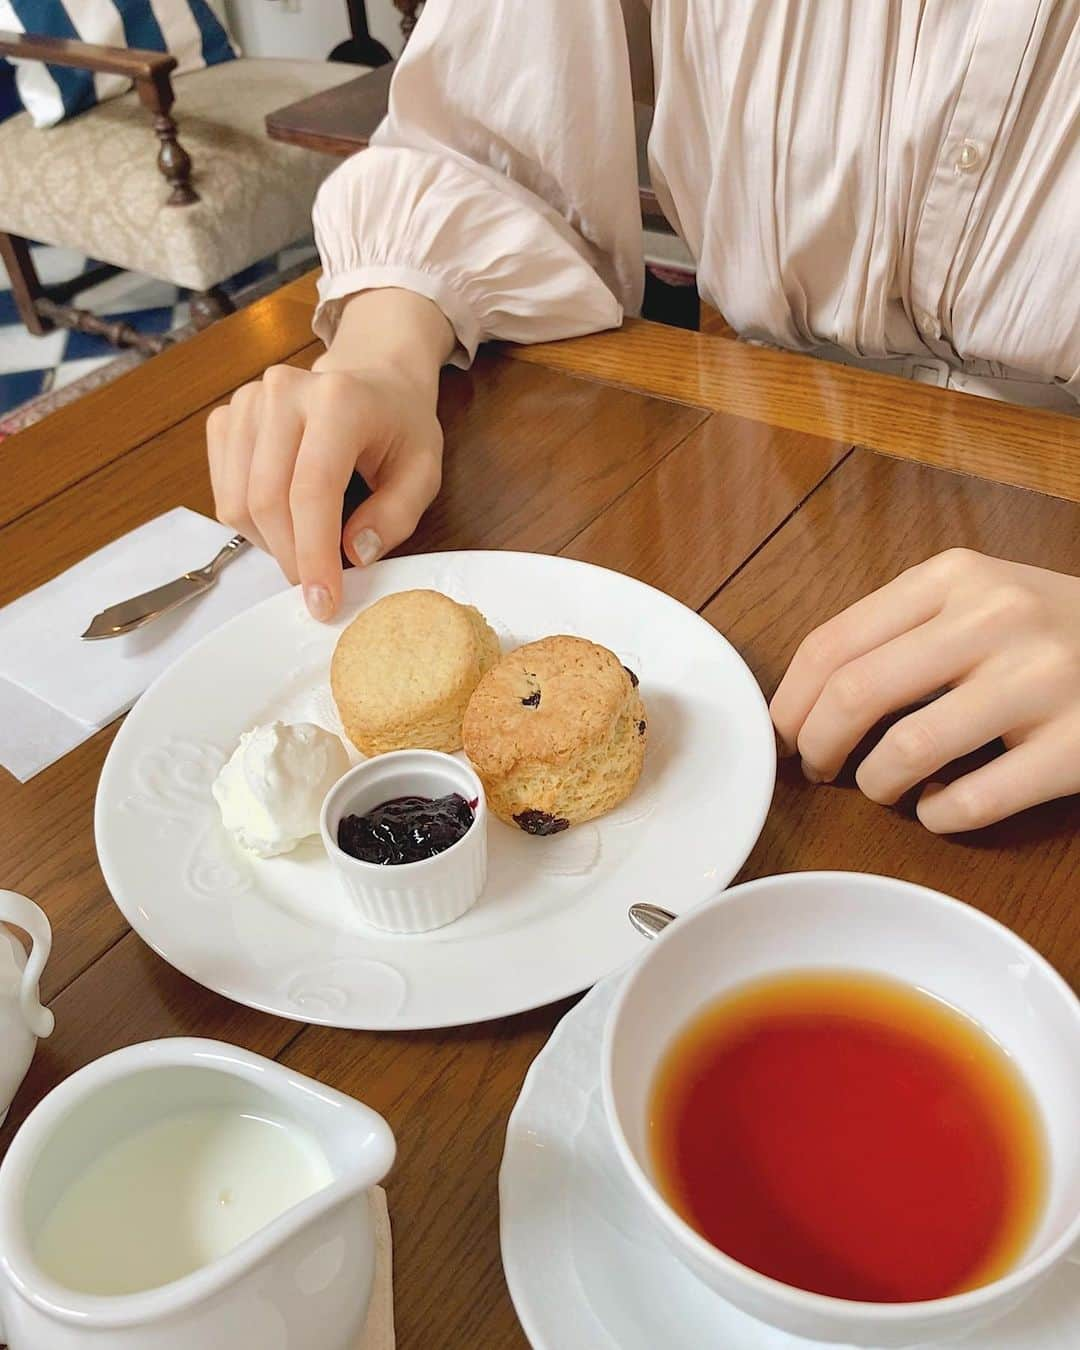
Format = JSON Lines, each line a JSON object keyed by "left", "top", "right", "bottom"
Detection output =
{"left": 312, "top": 0, "right": 1080, "bottom": 408}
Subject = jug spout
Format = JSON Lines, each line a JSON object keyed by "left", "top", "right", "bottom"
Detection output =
{"left": 280, "top": 1059, "right": 397, "bottom": 1199}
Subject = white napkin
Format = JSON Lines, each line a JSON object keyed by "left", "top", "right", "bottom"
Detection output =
{"left": 361, "top": 1187, "right": 396, "bottom": 1350}
{"left": 0, "top": 509, "right": 287, "bottom": 782}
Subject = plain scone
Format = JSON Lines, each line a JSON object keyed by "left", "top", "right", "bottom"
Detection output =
{"left": 331, "top": 590, "right": 501, "bottom": 756}
{"left": 462, "top": 635, "right": 646, "bottom": 833}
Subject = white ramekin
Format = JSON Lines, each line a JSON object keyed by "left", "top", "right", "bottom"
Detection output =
{"left": 320, "top": 751, "right": 487, "bottom": 934}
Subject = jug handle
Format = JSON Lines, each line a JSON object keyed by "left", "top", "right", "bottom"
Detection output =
{"left": 0, "top": 891, "right": 55, "bottom": 1040}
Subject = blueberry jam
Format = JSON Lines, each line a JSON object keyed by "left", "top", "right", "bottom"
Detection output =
{"left": 338, "top": 793, "right": 475, "bottom": 865}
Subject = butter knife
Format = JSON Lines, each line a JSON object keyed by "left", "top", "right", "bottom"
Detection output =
{"left": 81, "top": 535, "right": 250, "bottom": 640}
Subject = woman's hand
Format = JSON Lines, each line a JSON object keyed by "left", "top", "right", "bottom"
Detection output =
{"left": 770, "top": 550, "right": 1080, "bottom": 833}
{"left": 206, "top": 288, "right": 454, "bottom": 620}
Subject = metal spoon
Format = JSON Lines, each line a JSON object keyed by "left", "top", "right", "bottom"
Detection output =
{"left": 628, "top": 903, "right": 676, "bottom": 940}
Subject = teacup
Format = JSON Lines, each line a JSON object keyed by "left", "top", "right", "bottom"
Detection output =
{"left": 0, "top": 891, "right": 54, "bottom": 1127}
{"left": 602, "top": 872, "right": 1080, "bottom": 1347}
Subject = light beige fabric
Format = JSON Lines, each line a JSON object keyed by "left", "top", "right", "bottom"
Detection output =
{"left": 0, "top": 58, "right": 362, "bottom": 291}
{"left": 314, "top": 0, "right": 1080, "bottom": 407}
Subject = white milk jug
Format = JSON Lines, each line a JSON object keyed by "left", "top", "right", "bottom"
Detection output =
{"left": 0, "top": 1038, "right": 394, "bottom": 1350}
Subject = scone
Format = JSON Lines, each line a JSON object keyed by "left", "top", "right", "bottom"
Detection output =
{"left": 462, "top": 635, "right": 646, "bottom": 833}
{"left": 331, "top": 590, "right": 500, "bottom": 756}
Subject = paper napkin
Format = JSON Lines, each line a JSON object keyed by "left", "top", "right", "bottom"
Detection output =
{"left": 362, "top": 1187, "right": 396, "bottom": 1350}
{"left": 0, "top": 509, "right": 287, "bottom": 782}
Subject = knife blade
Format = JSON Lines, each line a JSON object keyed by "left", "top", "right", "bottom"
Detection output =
{"left": 81, "top": 535, "right": 249, "bottom": 640}
{"left": 81, "top": 573, "right": 218, "bottom": 640}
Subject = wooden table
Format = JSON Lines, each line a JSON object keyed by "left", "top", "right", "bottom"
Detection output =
{"left": 1, "top": 274, "right": 1078, "bottom": 1348}
{"left": 266, "top": 63, "right": 393, "bottom": 160}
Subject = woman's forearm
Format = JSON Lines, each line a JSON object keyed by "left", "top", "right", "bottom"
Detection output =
{"left": 308, "top": 0, "right": 640, "bottom": 367}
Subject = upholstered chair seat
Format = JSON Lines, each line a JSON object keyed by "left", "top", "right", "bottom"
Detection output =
{"left": 0, "top": 58, "right": 358, "bottom": 292}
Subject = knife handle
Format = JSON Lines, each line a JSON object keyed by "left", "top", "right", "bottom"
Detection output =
{"left": 195, "top": 534, "right": 249, "bottom": 582}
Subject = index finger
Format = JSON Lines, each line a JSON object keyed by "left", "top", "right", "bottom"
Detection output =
{"left": 770, "top": 559, "right": 947, "bottom": 751}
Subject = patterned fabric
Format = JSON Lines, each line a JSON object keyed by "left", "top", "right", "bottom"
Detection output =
{"left": 0, "top": 58, "right": 358, "bottom": 291}
{"left": 0, "top": 0, "right": 237, "bottom": 127}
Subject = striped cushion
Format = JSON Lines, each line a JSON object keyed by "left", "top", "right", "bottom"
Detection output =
{"left": 0, "top": 0, "right": 237, "bottom": 127}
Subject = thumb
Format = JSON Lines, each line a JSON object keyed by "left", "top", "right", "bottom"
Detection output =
{"left": 343, "top": 446, "right": 441, "bottom": 567}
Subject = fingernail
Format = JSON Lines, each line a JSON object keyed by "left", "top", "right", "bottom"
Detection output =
{"left": 304, "top": 584, "right": 333, "bottom": 621}
{"left": 348, "top": 527, "right": 383, "bottom": 567}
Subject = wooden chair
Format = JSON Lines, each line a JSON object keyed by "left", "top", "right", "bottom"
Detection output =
{"left": 0, "top": 32, "right": 367, "bottom": 354}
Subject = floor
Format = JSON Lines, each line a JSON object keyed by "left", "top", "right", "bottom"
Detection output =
{"left": 0, "top": 241, "right": 317, "bottom": 419}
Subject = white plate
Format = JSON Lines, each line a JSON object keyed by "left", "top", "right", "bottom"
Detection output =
{"left": 95, "top": 552, "right": 774, "bottom": 1030}
{"left": 499, "top": 977, "right": 1080, "bottom": 1350}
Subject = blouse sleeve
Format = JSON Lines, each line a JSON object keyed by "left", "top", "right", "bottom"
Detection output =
{"left": 311, "top": 0, "right": 646, "bottom": 365}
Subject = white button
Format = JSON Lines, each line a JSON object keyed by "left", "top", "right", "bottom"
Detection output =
{"left": 956, "top": 140, "right": 982, "bottom": 173}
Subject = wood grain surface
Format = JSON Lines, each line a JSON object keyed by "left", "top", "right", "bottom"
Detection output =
{"left": 264, "top": 63, "right": 394, "bottom": 159}
{"left": 560, "top": 413, "right": 849, "bottom": 610}
{"left": 0, "top": 289, "right": 316, "bottom": 528}
{"left": 509, "top": 319, "right": 1080, "bottom": 502}
{"left": 1, "top": 281, "right": 1078, "bottom": 1350}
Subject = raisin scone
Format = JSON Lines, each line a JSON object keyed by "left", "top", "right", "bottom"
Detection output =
{"left": 462, "top": 635, "right": 646, "bottom": 833}
{"left": 331, "top": 590, "right": 500, "bottom": 756}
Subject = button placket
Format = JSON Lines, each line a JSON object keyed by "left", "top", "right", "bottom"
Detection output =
{"left": 908, "top": 1, "right": 1042, "bottom": 362}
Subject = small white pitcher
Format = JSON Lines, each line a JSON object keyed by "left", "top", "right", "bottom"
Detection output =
{"left": 0, "top": 891, "right": 54, "bottom": 1128}
{"left": 0, "top": 1039, "right": 395, "bottom": 1350}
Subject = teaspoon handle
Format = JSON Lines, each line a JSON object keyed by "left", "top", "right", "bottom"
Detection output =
{"left": 628, "top": 903, "right": 677, "bottom": 941}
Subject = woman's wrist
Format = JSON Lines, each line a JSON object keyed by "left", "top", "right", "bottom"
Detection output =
{"left": 313, "top": 288, "right": 455, "bottom": 403}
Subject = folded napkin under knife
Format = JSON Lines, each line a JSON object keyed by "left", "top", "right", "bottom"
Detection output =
{"left": 0, "top": 509, "right": 288, "bottom": 783}
{"left": 362, "top": 1187, "right": 396, "bottom": 1350}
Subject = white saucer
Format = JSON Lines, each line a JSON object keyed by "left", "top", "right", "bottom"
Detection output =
{"left": 499, "top": 977, "right": 1080, "bottom": 1350}
{"left": 95, "top": 551, "right": 775, "bottom": 1030}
